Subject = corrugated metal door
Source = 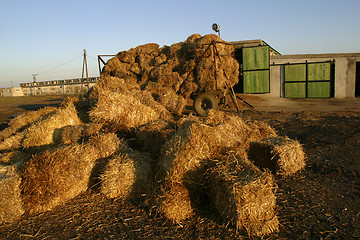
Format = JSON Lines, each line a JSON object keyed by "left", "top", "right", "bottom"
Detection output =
{"left": 284, "top": 61, "right": 333, "bottom": 98}
{"left": 242, "top": 46, "right": 270, "bottom": 93}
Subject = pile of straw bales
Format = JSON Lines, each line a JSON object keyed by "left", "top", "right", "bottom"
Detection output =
{"left": 0, "top": 34, "right": 307, "bottom": 237}
{"left": 91, "top": 33, "right": 239, "bottom": 116}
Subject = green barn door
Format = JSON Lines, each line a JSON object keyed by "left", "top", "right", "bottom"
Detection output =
{"left": 284, "top": 61, "right": 333, "bottom": 98}
{"left": 242, "top": 46, "right": 270, "bottom": 93}
{"left": 284, "top": 64, "right": 306, "bottom": 98}
{"left": 307, "top": 62, "right": 332, "bottom": 98}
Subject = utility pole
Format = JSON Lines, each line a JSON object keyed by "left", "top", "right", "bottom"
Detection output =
{"left": 81, "top": 49, "right": 90, "bottom": 92}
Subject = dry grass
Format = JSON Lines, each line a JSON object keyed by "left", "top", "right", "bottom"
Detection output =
{"left": 208, "top": 150, "right": 279, "bottom": 237}
{"left": 248, "top": 137, "right": 306, "bottom": 176}
{"left": 0, "top": 107, "right": 57, "bottom": 141}
{"left": 60, "top": 124, "right": 85, "bottom": 144}
{"left": 22, "top": 99, "right": 82, "bottom": 148}
{"left": 0, "top": 151, "right": 31, "bottom": 168}
{"left": 0, "top": 132, "right": 24, "bottom": 151}
{"left": 0, "top": 165, "right": 24, "bottom": 224}
{"left": 134, "top": 119, "right": 176, "bottom": 156}
{"left": 20, "top": 143, "right": 99, "bottom": 214}
{"left": 158, "top": 111, "right": 278, "bottom": 223}
{"left": 89, "top": 90, "right": 171, "bottom": 130}
{"left": 87, "top": 132, "right": 121, "bottom": 159}
{"left": 100, "top": 146, "right": 153, "bottom": 200}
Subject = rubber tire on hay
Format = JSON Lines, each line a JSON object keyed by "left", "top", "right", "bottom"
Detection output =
{"left": 194, "top": 93, "right": 219, "bottom": 116}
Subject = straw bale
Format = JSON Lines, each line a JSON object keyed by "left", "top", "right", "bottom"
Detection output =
{"left": 160, "top": 112, "right": 277, "bottom": 177}
{"left": 100, "top": 149, "right": 152, "bottom": 199}
{"left": 147, "top": 87, "right": 186, "bottom": 115}
{"left": 158, "top": 89, "right": 186, "bottom": 115}
{"left": 0, "top": 151, "right": 31, "bottom": 167}
{"left": 160, "top": 182, "right": 194, "bottom": 222}
{"left": 248, "top": 137, "right": 306, "bottom": 176}
{"left": 87, "top": 132, "right": 121, "bottom": 159}
{"left": 20, "top": 143, "right": 99, "bottom": 214}
{"left": 0, "top": 107, "right": 57, "bottom": 141}
{"left": 134, "top": 119, "right": 176, "bottom": 156}
{"left": 83, "top": 122, "right": 103, "bottom": 137}
{"left": 89, "top": 76, "right": 141, "bottom": 105}
{"left": 22, "top": 100, "right": 82, "bottom": 148}
{"left": 139, "top": 91, "right": 174, "bottom": 121}
{"left": 209, "top": 150, "right": 279, "bottom": 237}
{"left": 0, "top": 132, "right": 24, "bottom": 151}
{"left": 60, "top": 124, "right": 85, "bottom": 144}
{"left": 0, "top": 165, "right": 24, "bottom": 224}
{"left": 89, "top": 90, "right": 170, "bottom": 130}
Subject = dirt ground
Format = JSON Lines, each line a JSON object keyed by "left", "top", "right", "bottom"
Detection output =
{"left": 0, "top": 95, "right": 359, "bottom": 239}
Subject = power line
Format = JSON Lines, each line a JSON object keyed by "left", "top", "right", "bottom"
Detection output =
{"left": 38, "top": 54, "right": 83, "bottom": 75}
{"left": 0, "top": 51, "right": 84, "bottom": 72}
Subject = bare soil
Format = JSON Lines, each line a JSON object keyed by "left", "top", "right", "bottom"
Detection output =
{"left": 0, "top": 96, "right": 359, "bottom": 239}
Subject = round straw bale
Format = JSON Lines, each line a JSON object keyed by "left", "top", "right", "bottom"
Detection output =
{"left": 134, "top": 43, "right": 160, "bottom": 56}
{"left": 248, "top": 137, "right": 306, "bottom": 176}
{"left": 20, "top": 143, "right": 99, "bottom": 214}
{"left": 0, "top": 165, "right": 24, "bottom": 224}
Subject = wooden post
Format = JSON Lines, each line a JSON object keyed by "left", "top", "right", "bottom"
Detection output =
{"left": 81, "top": 49, "right": 90, "bottom": 92}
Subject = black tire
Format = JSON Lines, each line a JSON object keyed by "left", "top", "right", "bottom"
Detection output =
{"left": 193, "top": 93, "right": 219, "bottom": 116}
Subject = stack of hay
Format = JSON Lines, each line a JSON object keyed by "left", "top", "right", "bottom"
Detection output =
{"left": 91, "top": 33, "right": 239, "bottom": 116}
{"left": 158, "top": 111, "right": 278, "bottom": 224}
{"left": 0, "top": 34, "right": 307, "bottom": 239}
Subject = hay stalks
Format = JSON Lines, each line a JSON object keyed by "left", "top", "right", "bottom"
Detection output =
{"left": 0, "top": 165, "right": 24, "bottom": 224}
{"left": 248, "top": 137, "right": 306, "bottom": 176}
{"left": 89, "top": 90, "right": 172, "bottom": 130}
{"left": 0, "top": 107, "right": 57, "bottom": 141}
{"left": 100, "top": 146, "right": 152, "bottom": 199}
{"left": 208, "top": 150, "right": 279, "bottom": 237}
{"left": 87, "top": 132, "right": 121, "bottom": 159}
{"left": 0, "top": 151, "right": 31, "bottom": 168}
{"left": 20, "top": 142, "right": 99, "bottom": 214}
{"left": 158, "top": 111, "right": 278, "bottom": 223}
{"left": 134, "top": 119, "right": 176, "bottom": 156}
{"left": 22, "top": 100, "right": 82, "bottom": 148}
{"left": 0, "top": 132, "right": 24, "bottom": 151}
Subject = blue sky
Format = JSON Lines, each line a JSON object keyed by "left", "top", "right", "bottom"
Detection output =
{"left": 0, "top": 0, "right": 359, "bottom": 88}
